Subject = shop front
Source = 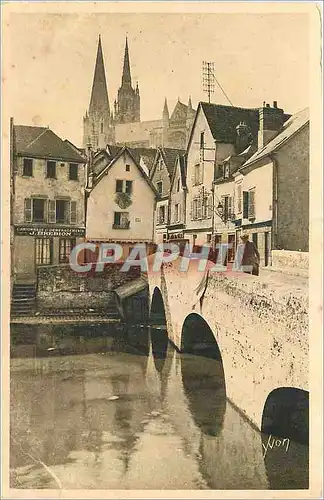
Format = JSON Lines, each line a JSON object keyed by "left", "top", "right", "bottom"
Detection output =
{"left": 13, "top": 225, "right": 86, "bottom": 281}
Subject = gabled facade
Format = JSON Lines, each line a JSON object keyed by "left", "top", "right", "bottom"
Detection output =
{"left": 86, "top": 147, "right": 157, "bottom": 258}
{"left": 184, "top": 102, "right": 259, "bottom": 246}
{"left": 12, "top": 123, "right": 86, "bottom": 281}
{"left": 150, "top": 147, "right": 185, "bottom": 243}
{"left": 234, "top": 107, "right": 309, "bottom": 260}
{"left": 167, "top": 154, "right": 188, "bottom": 244}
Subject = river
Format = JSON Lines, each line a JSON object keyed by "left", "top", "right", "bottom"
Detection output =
{"left": 10, "top": 323, "right": 308, "bottom": 490}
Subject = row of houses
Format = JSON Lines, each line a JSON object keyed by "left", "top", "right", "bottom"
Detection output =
{"left": 10, "top": 100, "right": 309, "bottom": 288}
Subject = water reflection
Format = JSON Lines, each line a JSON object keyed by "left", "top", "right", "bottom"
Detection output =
{"left": 150, "top": 327, "right": 174, "bottom": 402}
{"left": 10, "top": 323, "right": 309, "bottom": 490}
{"left": 181, "top": 354, "right": 226, "bottom": 437}
{"left": 261, "top": 387, "right": 309, "bottom": 489}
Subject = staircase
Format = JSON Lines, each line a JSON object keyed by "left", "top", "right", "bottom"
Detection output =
{"left": 11, "top": 283, "right": 37, "bottom": 317}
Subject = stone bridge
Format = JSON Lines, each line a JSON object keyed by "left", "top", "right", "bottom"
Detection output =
{"left": 146, "top": 256, "right": 309, "bottom": 434}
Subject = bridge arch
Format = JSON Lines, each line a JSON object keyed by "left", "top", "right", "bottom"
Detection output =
{"left": 180, "top": 313, "right": 227, "bottom": 436}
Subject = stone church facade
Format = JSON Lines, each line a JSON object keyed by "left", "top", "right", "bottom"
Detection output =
{"left": 83, "top": 36, "right": 195, "bottom": 151}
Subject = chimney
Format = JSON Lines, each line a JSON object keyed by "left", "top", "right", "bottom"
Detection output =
{"left": 258, "top": 101, "right": 284, "bottom": 148}
{"left": 236, "top": 121, "right": 252, "bottom": 154}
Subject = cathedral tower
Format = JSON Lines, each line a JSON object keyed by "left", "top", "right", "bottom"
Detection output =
{"left": 114, "top": 38, "right": 140, "bottom": 124}
{"left": 83, "top": 36, "right": 114, "bottom": 149}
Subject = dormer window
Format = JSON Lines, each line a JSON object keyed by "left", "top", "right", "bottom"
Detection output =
{"left": 223, "top": 163, "right": 230, "bottom": 179}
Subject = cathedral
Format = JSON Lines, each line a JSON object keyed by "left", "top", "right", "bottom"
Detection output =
{"left": 83, "top": 36, "right": 195, "bottom": 150}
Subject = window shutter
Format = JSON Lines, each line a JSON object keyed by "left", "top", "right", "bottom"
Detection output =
{"left": 248, "top": 190, "right": 255, "bottom": 219}
{"left": 197, "top": 199, "right": 202, "bottom": 219}
{"left": 189, "top": 200, "right": 193, "bottom": 220}
{"left": 48, "top": 200, "right": 56, "bottom": 223}
{"left": 70, "top": 201, "right": 77, "bottom": 224}
{"left": 243, "top": 191, "right": 249, "bottom": 218}
{"left": 24, "top": 198, "right": 32, "bottom": 222}
{"left": 228, "top": 196, "right": 233, "bottom": 219}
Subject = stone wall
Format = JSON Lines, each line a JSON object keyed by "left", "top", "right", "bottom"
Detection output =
{"left": 271, "top": 249, "right": 309, "bottom": 273}
{"left": 147, "top": 257, "right": 308, "bottom": 429}
{"left": 37, "top": 264, "right": 142, "bottom": 313}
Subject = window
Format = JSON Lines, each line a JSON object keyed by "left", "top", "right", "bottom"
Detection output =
{"left": 59, "top": 238, "right": 76, "bottom": 264}
{"left": 191, "top": 198, "right": 202, "bottom": 220}
{"left": 194, "top": 163, "right": 203, "bottom": 185}
{"left": 207, "top": 234, "right": 212, "bottom": 244}
{"left": 116, "top": 180, "right": 123, "bottom": 193}
{"left": 126, "top": 164, "right": 130, "bottom": 172}
{"left": 56, "top": 200, "right": 70, "bottom": 223}
{"left": 23, "top": 158, "right": 33, "bottom": 177}
{"left": 222, "top": 195, "right": 233, "bottom": 221}
{"left": 177, "top": 179, "right": 180, "bottom": 192}
{"left": 35, "top": 238, "right": 52, "bottom": 265}
{"left": 69, "top": 163, "right": 78, "bottom": 181}
{"left": 223, "top": 163, "right": 230, "bottom": 179}
{"left": 46, "top": 161, "right": 56, "bottom": 179}
{"left": 158, "top": 205, "right": 166, "bottom": 224}
{"left": 125, "top": 180, "right": 133, "bottom": 195}
{"left": 248, "top": 189, "right": 256, "bottom": 219}
{"left": 200, "top": 131, "right": 205, "bottom": 149}
{"left": 32, "top": 199, "right": 46, "bottom": 222}
{"left": 157, "top": 181, "right": 163, "bottom": 195}
{"left": 113, "top": 211, "right": 129, "bottom": 229}
{"left": 116, "top": 179, "right": 133, "bottom": 194}
{"left": 174, "top": 203, "right": 180, "bottom": 222}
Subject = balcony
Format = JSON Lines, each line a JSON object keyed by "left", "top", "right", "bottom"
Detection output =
{"left": 113, "top": 221, "right": 130, "bottom": 229}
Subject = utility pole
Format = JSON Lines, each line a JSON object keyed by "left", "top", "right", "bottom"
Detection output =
{"left": 202, "top": 61, "right": 215, "bottom": 103}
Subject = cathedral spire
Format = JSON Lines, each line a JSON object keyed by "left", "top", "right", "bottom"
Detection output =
{"left": 89, "top": 35, "right": 110, "bottom": 116}
{"left": 163, "top": 98, "right": 169, "bottom": 120}
{"left": 122, "top": 37, "right": 132, "bottom": 86}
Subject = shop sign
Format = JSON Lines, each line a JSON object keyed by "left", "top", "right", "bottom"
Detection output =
{"left": 15, "top": 225, "right": 85, "bottom": 237}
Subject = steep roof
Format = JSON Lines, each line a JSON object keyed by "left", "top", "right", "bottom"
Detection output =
{"left": 240, "top": 107, "right": 309, "bottom": 170}
{"left": 129, "top": 147, "right": 158, "bottom": 173}
{"left": 161, "top": 147, "right": 186, "bottom": 177}
{"left": 93, "top": 145, "right": 157, "bottom": 177}
{"left": 200, "top": 102, "right": 260, "bottom": 144}
{"left": 170, "top": 153, "right": 187, "bottom": 191}
{"left": 89, "top": 35, "right": 110, "bottom": 116}
{"left": 94, "top": 146, "right": 159, "bottom": 196}
{"left": 92, "top": 145, "right": 123, "bottom": 176}
{"left": 14, "top": 125, "right": 86, "bottom": 162}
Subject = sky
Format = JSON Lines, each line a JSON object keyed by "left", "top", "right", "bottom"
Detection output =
{"left": 9, "top": 12, "right": 309, "bottom": 147}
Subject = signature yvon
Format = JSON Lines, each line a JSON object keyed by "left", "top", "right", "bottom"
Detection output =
{"left": 262, "top": 435, "right": 290, "bottom": 458}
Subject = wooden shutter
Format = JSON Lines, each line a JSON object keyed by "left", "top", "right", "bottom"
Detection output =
{"left": 48, "top": 200, "right": 56, "bottom": 223}
{"left": 70, "top": 201, "right": 77, "bottom": 224}
{"left": 223, "top": 196, "right": 229, "bottom": 221}
{"left": 248, "top": 190, "right": 255, "bottom": 219}
{"left": 24, "top": 198, "right": 32, "bottom": 222}
{"left": 243, "top": 191, "right": 249, "bottom": 218}
{"left": 228, "top": 196, "right": 233, "bottom": 219}
{"left": 197, "top": 199, "right": 202, "bottom": 219}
